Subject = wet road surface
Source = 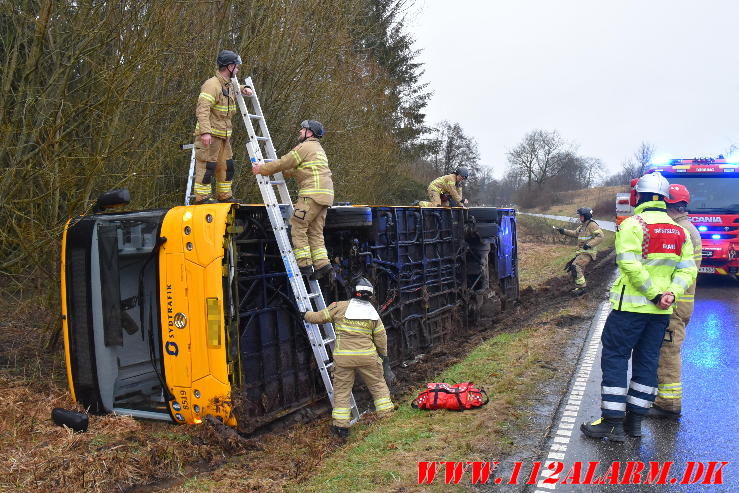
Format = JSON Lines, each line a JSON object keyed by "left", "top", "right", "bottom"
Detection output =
{"left": 530, "top": 275, "right": 739, "bottom": 492}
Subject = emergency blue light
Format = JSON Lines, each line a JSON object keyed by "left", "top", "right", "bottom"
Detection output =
{"left": 698, "top": 226, "right": 708, "bottom": 232}
{"left": 711, "top": 234, "right": 721, "bottom": 239}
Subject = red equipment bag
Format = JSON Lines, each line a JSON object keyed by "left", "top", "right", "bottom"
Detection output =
{"left": 411, "top": 382, "right": 489, "bottom": 411}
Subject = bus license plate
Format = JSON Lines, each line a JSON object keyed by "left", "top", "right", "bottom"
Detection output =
{"left": 698, "top": 266, "right": 716, "bottom": 273}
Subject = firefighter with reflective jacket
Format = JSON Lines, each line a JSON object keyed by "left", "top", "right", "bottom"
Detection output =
{"left": 303, "top": 278, "right": 395, "bottom": 439}
{"left": 192, "top": 50, "right": 253, "bottom": 203}
{"left": 580, "top": 172, "right": 697, "bottom": 442}
{"left": 650, "top": 184, "right": 702, "bottom": 419}
{"left": 554, "top": 207, "right": 604, "bottom": 295}
{"left": 252, "top": 120, "right": 334, "bottom": 280}
{"left": 418, "top": 167, "right": 469, "bottom": 207}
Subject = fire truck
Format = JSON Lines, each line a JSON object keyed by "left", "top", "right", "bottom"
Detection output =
{"left": 616, "top": 156, "right": 739, "bottom": 277}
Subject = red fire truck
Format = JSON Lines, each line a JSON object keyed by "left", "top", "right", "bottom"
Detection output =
{"left": 616, "top": 156, "right": 739, "bottom": 277}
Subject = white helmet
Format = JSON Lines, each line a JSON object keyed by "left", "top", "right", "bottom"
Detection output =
{"left": 354, "top": 277, "right": 373, "bottom": 295}
{"left": 635, "top": 172, "right": 670, "bottom": 197}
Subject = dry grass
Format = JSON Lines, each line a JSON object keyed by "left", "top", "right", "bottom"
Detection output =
{"left": 529, "top": 185, "right": 628, "bottom": 217}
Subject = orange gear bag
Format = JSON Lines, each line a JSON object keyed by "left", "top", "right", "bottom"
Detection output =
{"left": 412, "top": 382, "right": 489, "bottom": 411}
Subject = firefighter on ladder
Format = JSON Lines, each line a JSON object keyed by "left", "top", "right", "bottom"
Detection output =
{"left": 580, "top": 172, "right": 697, "bottom": 442}
{"left": 554, "top": 207, "right": 604, "bottom": 295}
{"left": 417, "top": 167, "right": 469, "bottom": 207}
{"left": 649, "top": 184, "right": 702, "bottom": 419}
{"left": 192, "top": 50, "right": 253, "bottom": 204}
{"left": 252, "top": 120, "right": 334, "bottom": 280}
{"left": 303, "top": 278, "right": 395, "bottom": 439}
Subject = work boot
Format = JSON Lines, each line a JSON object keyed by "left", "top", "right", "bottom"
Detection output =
{"left": 580, "top": 417, "right": 625, "bottom": 442}
{"left": 192, "top": 195, "right": 217, "bottom": 205}
{"left": 647, "top": 404, "right": 681, "bottom": 419}
{"left": 311, "top": 263, "right": 333, "bottom": 281}
{"left": 571, "top": 286, "right": 588, "bottom": 296}
{"left": 299, "top": 265, "right": 314, "bottom": 277}
{"left": 624, "top": 411, "right": 643, "bottom": 437}
{"left": 411, "top": 200, "right": 420, "bottom": 206}
{"left": 331, "top": 425, "right": 349, "bottom": 440}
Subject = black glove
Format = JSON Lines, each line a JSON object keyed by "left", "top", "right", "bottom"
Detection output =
{"left": 582, "top": 244, "right": 591, "bottom": 250}
{"left": 299, "top": 311, "right": 308, "bottom": 320}
{"left": 650, "top": 294, "right": 663, "bottom": 305}
{"left": 380, "top": 355, "right": 395, "bottom": 386}
{"left": 556, "top": 227, "right": 565, "bottom": 234}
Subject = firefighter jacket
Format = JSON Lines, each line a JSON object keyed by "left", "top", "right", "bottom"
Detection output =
{"left": 304, "top": 300, "right": 387, "bottom": 365}
{"left": 259, "top": 137, "right": 334, "bottom": 206}
{"left": 194, "top": 72, "right": 244, "bottom": 139}
{"left": 428, "top": 174, "right": 463, "bottom": 204}
{"left": 609, "top": 201, "right": 697, "bottom": 314}
{"left": 563, "top": 220, "right": 604, "bottom": 259}
{"left": 670, "top": 211, "right": 702, "bottom": 302}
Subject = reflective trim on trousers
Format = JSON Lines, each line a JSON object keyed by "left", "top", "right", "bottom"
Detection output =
{"left": 630, "top": 381, "right": 658, "bottom": 395}
{"left": 602, "top": 386, "right": 627, "bottom": 396}
{"left": 626, "top": 395, "right": 652, "bottom": 408}
{"left": 602, "top": 400, "right": 626, "bottom": 411}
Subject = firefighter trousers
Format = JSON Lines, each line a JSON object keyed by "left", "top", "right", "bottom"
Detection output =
{"left": 418, "top": 190, "right": 449, "bottom": 207}
{"left": 655, "top": 299, "right": 693, "bottom": 412}
{"left": 193, "top": 134, "right": 235, "bottom": 201}
{"left": 600, "top": 309, "right": 670, "bottom": 418}
{"left": 572, "top": 253, "right": 593, "bottom": 287}
{"left": 290, "top": 196, "right": 329, "bottom": 269}
{"left": 331, "top": 357, "right": 394, "bottom": 427}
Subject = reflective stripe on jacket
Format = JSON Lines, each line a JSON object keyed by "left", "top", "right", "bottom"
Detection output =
{"left": 563, "top": 219, "right": 604, "bottom": 259}
{"left": 304, "top": 300, "right": 387, "bottom": 365}
{"left": 260, "top": 138, "right": 334, "bottom": 206}
{"left": 609, "top": 201, "right": 697, "bottom": 314}
{"left": 194, "top": 72, "right": 241, "bottom": 138}
{"left": 428, "top": 174, "right": 462, "bottom": 203}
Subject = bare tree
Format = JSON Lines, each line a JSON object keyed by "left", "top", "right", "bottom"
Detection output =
{"left": 425, "top": 121, "right": 480, "bottom": 176}
{"left": 602, "top": 141, "right": 655, "bottom": 185}
{"left": 506, "top": 129, "right": 567, "bottom": 190}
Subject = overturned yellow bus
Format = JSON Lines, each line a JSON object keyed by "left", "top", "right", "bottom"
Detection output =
{"left": 62, "top": 191, "right": 518, "bottom": 431}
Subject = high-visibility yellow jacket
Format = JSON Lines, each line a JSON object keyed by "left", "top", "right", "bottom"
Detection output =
{"left": 670, "top": 211, "right": 702, "bottom": 303}
{"left": 259, "top": 137, "right": 334, "bottom": 206}
{"left": 304, "top": 300, "right": 387, "bottom": 366}
{"left": 194, "top": 72, "right": 243, "bottom": 138}
{"left": 563, "top": 220, "right": 604, "bottom": 259}
{"left": 609, "top": 201, "right": 697, "bottom": 314}
{"left": 428, "top": 174, "right": 463, "bottom": 203}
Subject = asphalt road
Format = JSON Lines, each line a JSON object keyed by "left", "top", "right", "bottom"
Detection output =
{"left": 530, "top": 275, "right": 739, "bottom": 492}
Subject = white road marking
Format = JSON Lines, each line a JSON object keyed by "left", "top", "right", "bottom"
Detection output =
{"left": 534, "top": 300, "right": 610, "bottom": 491}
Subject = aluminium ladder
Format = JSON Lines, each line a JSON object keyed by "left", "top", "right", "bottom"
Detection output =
{"left": 229, "top": 76, "right": 360, "bottom": 423}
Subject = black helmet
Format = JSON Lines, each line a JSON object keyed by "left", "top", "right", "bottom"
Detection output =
{"left": 301, "top": 120, "right": 324, "bottom": 138}
{"left": 217, "top": 50, "right": 242, "bottom": 68}
{"left": 576, "top": 207, "right": 593, "bottom": 220}
{"left": 354, "top": 277, "right": 373, "bottom": 297}
{"left": 455, "top": 167, "right": 469, "bottom": 179}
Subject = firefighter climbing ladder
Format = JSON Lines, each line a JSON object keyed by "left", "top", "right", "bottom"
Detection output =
{"left": 230, "top": 76, "right": 360, "bottom": 423}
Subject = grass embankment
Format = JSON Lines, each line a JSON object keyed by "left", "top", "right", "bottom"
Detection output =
{"left": 0, "top": 215, "right": 615, "bottom": 492}
{"left": 525, "top": 185, "right": 628, "bottom": 219}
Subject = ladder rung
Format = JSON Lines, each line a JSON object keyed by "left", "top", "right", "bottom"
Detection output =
{"left": 307, "top": 292, "right": 320, "bottom": 298}
{"left": 269, "top": 180, "right": 285, "bottom": 185}
{"left": 248, "top": 113, "right": 262, "bottom": 119}
{"left": 325, "top": 361, "right": 334, "bottom": 369}
{"left": 256, "top": 136, "right": 269, "bottom": 141}
{"left": 323, "top": 337, "right": 335, "bottom": 345}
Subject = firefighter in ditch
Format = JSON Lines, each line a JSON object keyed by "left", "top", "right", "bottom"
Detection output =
{"left": 417, "top": 167, "right": 469, "bottom": 207}
{"left": 303, "top": 278, "right": 395, "bottom": 439}
{"left": 580, "top": 172, "right": 696, "bottom": 442}
{"left": 650, "top": 184, "right": 702, "bottom": 419}
{"left": 554, "top": 207, "right": 604, "bottom": 295}
{"left": 252, "top": 120, "right": 334, "bottom": 280}
{"left": 192, "top": 50, "right": 253, "bottom": 203}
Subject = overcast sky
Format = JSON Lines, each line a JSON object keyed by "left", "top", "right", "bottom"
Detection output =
{"left": 410, "top": 0, "right": 739, "bottom": 179}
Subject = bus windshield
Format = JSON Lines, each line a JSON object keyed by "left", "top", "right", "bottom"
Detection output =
{"left": 666, "top": 175, "right": 739, "bottom": 213}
